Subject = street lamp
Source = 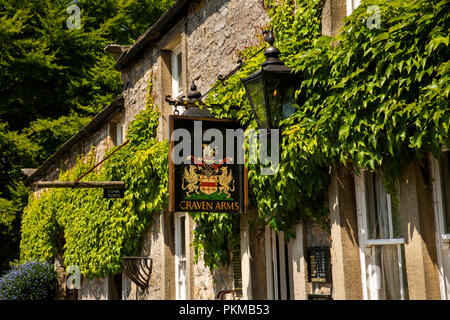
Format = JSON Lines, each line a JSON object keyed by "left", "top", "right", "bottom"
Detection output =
{"left": 241, "top": 31, "right": 298, "bottom": 130}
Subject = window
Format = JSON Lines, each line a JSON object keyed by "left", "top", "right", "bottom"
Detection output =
{"left": 116, "top": 122, "right": 124, "bottom": 146}
{"left": 431, "top": 150, "right": 450, "bottom": 299}
{"left": 109, "top": 119, "right": 124, "bottom": 146}
{"left": 438, "top": 152, "right": 450, "bottom": 234}
{"left": 265, "top": 227, "right": 290, "bottom": 300}
{"left": 171, "top": 45, "right": 184, "bottom": 114}
{"left": 175, "top": 213, "right": 187, "bottom": 300}
{"left": 346, "top": 0, "right": 361, "bottom": 16}
{"left": 355, "top": 171, "right": 408, "bottom": 300}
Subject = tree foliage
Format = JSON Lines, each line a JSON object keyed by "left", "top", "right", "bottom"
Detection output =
{"left": 20, "top": 77, "right": 169, "bottom": 278}
{"left": 0, "top": 0, "right": 173, "bottom": 275}
{"left": 18, "top": 0, "right": 450, "bottom": 274}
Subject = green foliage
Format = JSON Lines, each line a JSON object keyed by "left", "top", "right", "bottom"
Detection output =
{"left": 24, "top": 114, "right": 91, "bottom": 162}
{"left": 0, "top": 0, "right": 173, "bottom": 129}
{"left": 17, "top": 0, "right": 450, "bottom": 276}
{"left": 0, "top": 123, "right": 40, "bottom": 275}
{"left": 197, "top": 0, "right": 449, "bottom": 260}
{"left": 80, "top": 0, "right": 174, "bottom": 44}
{"left": 20, "top": 78, "right": 169, "bottom": 278}
{"left": 190, "top": 212, "right": 241, "bottom": 270}
{"left": 0, "top": 123, "right": 41, "bottom": 198}
{"left": 0, "top": 0, "right": 172, "bottom": 277}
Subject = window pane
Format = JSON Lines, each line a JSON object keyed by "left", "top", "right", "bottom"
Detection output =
{"left": 244, "top": 77, "right": 268, "bottom": 129}
{"left": 265, "top": 74, "right": 296, "bottom": 127}
{"left": 180, "top": 216, "right": 186, "bottom": 258}
{"left": 440, "top": 152, "right": 450, "bottom": 234}
{"left": 367, "top": 245, "right": 408, "bottom": 300}
{"left": 116, "top": 123, "right": 123, "bottom": 145}
{"left": 364, "top": 171, "right": 402, "bottom": 239}
{"left": 391, "top": 184, "right": 403, "bottom": 238}
{"left": 177, "top": 53, "right": 182, "bottom": 84}
{"left": 172, "top": 50, "right": 182, "bottom": 98}
{"left": 365, "top": 172, "right": 389, "bottom": 239}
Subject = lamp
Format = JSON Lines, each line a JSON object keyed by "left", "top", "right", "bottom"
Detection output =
{"left": 241, "top": 31, "right": 298, "bottom": 130}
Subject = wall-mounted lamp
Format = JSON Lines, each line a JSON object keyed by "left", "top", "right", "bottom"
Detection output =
{"left": 241, "top": 31, "right": 298, "bottom": 130}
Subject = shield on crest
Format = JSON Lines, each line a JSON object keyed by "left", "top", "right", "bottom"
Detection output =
{"left": 199, "top": 175, "right": 217, "bottom": 195}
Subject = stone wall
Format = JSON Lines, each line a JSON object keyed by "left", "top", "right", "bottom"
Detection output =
{"left": 115, "top": 0, "right": 269, "bottom": 300}
{"left": 122, "top": 214, "right": 163, "bottom": 300}
{"left": 30, "top": 0, "right": 270, "bottom": 300}
{"left": 78, "top": 278, "right": 107, "bottom": 300}
{"left": 186, "top": 0, "right": 269, "bottom": 95}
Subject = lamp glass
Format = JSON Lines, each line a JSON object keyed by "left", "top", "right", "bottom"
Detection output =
{"left": 243, "top": 74, "right": 269, "bottom": 129}
{"left": 265, "top": 73, "right": 296, "bottom": 128}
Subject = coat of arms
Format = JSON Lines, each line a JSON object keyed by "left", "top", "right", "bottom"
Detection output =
{"left": 182, "top": 145, "right": 235, "bottom": 200}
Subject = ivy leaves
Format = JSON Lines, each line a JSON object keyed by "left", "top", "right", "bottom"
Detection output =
{"left": 20, "top": 0, "right": 450, "bottom": 275}
{"left": 200, "top": 0, "right": 449, "bottom": 247}
{"left": 20, "top": 78, "right": 168, "bottom": 278}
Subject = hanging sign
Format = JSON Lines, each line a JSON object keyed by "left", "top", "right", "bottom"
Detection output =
{"left": 103, "top": 188, "right": 125, "bottom": 199}
{"left": 168, "top": 115, "right": 247, "bottom": 214}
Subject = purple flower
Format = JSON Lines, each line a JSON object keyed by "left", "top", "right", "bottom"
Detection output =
{"left": 0, "top": 261, "right": 57, "bottom": 300}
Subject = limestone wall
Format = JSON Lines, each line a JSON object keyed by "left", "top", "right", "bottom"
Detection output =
{"left": 78, "top": 278, "right": 108, "bottom": 300}
{"left": 116, "top": 0, "right": 269, "bottom": 300}
{"left": 30, "top": 0, "right": 270, "bottom": 300}
{"left": 186, "top": 0, "right": 269, "bottom": 95}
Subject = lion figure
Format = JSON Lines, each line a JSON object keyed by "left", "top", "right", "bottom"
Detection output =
{"left": 182, "top": 165, "right": 199, "bottom": 197}
{"left": 218, "top": 167, "right": 235, "bottom": 198}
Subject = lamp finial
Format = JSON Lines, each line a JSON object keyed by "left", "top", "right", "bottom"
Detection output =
{"left": 263, "top": 30, "right": 275, "bottom": 46}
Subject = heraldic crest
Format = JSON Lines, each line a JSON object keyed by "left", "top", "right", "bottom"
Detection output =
{"left": 182, "top": 144, "right": 235, "bottom": 200}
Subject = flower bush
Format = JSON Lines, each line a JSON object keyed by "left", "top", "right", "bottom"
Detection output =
{"left": 0, "top": 261, "right": 57, "bottom": 300}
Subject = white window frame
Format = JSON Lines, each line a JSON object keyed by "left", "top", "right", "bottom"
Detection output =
{"left": 116, "top": 119, "right": 124, "bottom": 146}
{"left": 355, "top": 171, "right": 407, "bottom": 300}
{"left": 430, "top": 147, "right": 450, "bottom": 300}
{"left": 175, "top": 212, "right": 187, "bottom": 300}
{"left": 265, "top": 226, "right": 289, "bottom": 300}
{"left": 346, "top": 0, "right": 361, "bottom": 16}
{"left": 171, "top": 45, "right": 184, "bottom": 114}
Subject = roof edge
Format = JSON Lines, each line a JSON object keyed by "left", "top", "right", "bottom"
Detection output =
{"left": 114, "top": 0, "right": 190, "bottom": 70}
{"left": 28, "top": 96, "right": 124, "bottom": 183}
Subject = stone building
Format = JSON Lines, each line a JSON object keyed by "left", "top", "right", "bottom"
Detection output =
{"left": 25, "top": 0, "right": 448, "bottom": 300}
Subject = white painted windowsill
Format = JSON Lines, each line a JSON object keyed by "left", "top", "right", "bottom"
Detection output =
{"left": 365, "top": 238, "right": 405, "bottom": 246}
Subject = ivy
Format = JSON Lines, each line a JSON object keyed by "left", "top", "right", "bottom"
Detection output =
{"left": 195, "top": 0, "right": 449, "bottom": 262}
{"left": 20, "top": 0, "right": 450, "bottom": 275}
{"left": 20, "top": 76, "right": 169, "bottom": 278}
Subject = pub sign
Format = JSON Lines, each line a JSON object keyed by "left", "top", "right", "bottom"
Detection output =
{"left": 169, "top": 115, "right": 247, "bottom": 214}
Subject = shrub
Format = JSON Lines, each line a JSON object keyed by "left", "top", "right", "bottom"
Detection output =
{"left": 0, "top": 261, "right": 57, "bottom": 300}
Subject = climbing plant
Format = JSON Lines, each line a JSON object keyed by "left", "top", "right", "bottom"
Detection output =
{"left": 20, "top": 77, "right": 169, "bottom": 278}
{"left": 20, "top": 0, "right": 450, "bottom": 274}
{"left": 194, "top": 0, "right": 449, "bottom": 269}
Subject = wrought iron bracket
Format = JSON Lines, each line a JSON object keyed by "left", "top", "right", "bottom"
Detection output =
{"left": 216, "top": 289, "right": 236, "bottom": 300}
{"left": 217, "top": 59, "right": 243, "bottom": 87}
{"left": 165, "top": 94, "right": 206, "bottom": 115}
{"left": 122, "top": 257, "right": 152, "bottom": 290}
